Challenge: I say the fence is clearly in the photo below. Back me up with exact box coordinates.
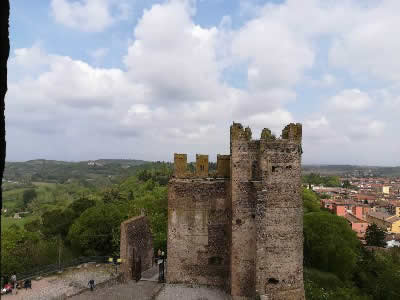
[9,256,110,282]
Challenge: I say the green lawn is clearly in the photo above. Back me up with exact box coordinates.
[32,182,57,188]
[2,187,27,198]
[1,215,38,230]
[2,188,27,209]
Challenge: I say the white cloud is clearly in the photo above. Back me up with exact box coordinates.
[7,0,400,165]
[303,73,337,88]
[305,116,328,129]
[90,48,109,61]
[11,44,48,69]
[246,109,293,137]
[329,89,372,112]
[123,0,222,103]
[328,1,400,82]
[232,13,314,90]
[50,0,131,32]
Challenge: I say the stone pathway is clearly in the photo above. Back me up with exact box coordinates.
[70,280,163,300]
[141,265,159,282]
[155,284,232,300]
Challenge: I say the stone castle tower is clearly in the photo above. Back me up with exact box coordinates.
[167,123,304,300]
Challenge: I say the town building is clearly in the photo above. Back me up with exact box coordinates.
[344,214,369,238]
[367,211,400,233]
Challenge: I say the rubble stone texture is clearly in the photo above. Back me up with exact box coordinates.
[167,123,305,300]
[120,216,154,282]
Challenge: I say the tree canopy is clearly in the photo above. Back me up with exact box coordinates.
[365,223,387,247]
[23,188,37,207]
[304,212,361,280]
[303,188,321,213]
[303,173,341,187]
[67,203,125,255]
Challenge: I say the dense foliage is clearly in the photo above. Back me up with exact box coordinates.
[365,224,387,247]
[303,173,341,187]
[304,212,360,280]
[303,188,400,300]
[302,188,321,213]
[1,163,170,278]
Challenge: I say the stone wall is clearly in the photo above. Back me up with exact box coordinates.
[174,153,187,178]
[216,155,230,178]
[257,138,304,300]
[196,154,209,178]
[120,216,154,281]
[167,178,231,288]
[230,123,256,299]
[167,122,304,300]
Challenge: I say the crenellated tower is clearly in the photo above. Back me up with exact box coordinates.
[167,123,304,300]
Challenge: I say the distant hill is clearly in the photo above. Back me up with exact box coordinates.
[3,159,149,183]
[302,164,400,177]
[4,160,400,183]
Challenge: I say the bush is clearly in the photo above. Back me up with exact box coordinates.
[304,212,360,280]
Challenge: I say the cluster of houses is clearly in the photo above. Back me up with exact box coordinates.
[315,177,400,242]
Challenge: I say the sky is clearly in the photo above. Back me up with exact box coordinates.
[6,0,400,165]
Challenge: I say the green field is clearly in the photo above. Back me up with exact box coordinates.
[1,215,38,230]
[32,181,57,187]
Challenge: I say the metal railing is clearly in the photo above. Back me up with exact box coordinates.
[12,256,109,281]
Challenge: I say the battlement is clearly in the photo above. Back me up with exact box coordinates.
[196,154,209,178]
[231,122,302,143]
[173,153,231,178]
[281,123,302,142]
[230,122,252,141]
[217,155,230,178]
[174,153,188,178]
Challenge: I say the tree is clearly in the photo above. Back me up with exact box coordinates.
[365,223,387,247]
[303,188,320,213]
[304,212,361,280]
[342,180,352,189]
[67,203,124,255]
[102,188,124,204]
[1,227,41,275]
[325,176,341,187]
[41,208,74,239]
[24,219,42,232]
[23,188,37,207]
[137,170,152,182]
[354,247,400,299]
[68,196,96,219]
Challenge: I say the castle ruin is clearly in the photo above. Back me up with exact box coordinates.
[167,122,305,300]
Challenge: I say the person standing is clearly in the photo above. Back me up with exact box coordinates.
[10,274,17,294]
[88,279,95,292]
[159,251,165,282]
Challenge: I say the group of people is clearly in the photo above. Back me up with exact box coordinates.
[1,274,32,295]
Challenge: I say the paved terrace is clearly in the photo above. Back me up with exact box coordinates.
[4,264,232,300]
[3,263,119,300]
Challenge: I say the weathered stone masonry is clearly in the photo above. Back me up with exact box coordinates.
[120,216,154,282]
[167,123,305,300]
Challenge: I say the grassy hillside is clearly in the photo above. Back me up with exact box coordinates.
[3,159,149,183]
